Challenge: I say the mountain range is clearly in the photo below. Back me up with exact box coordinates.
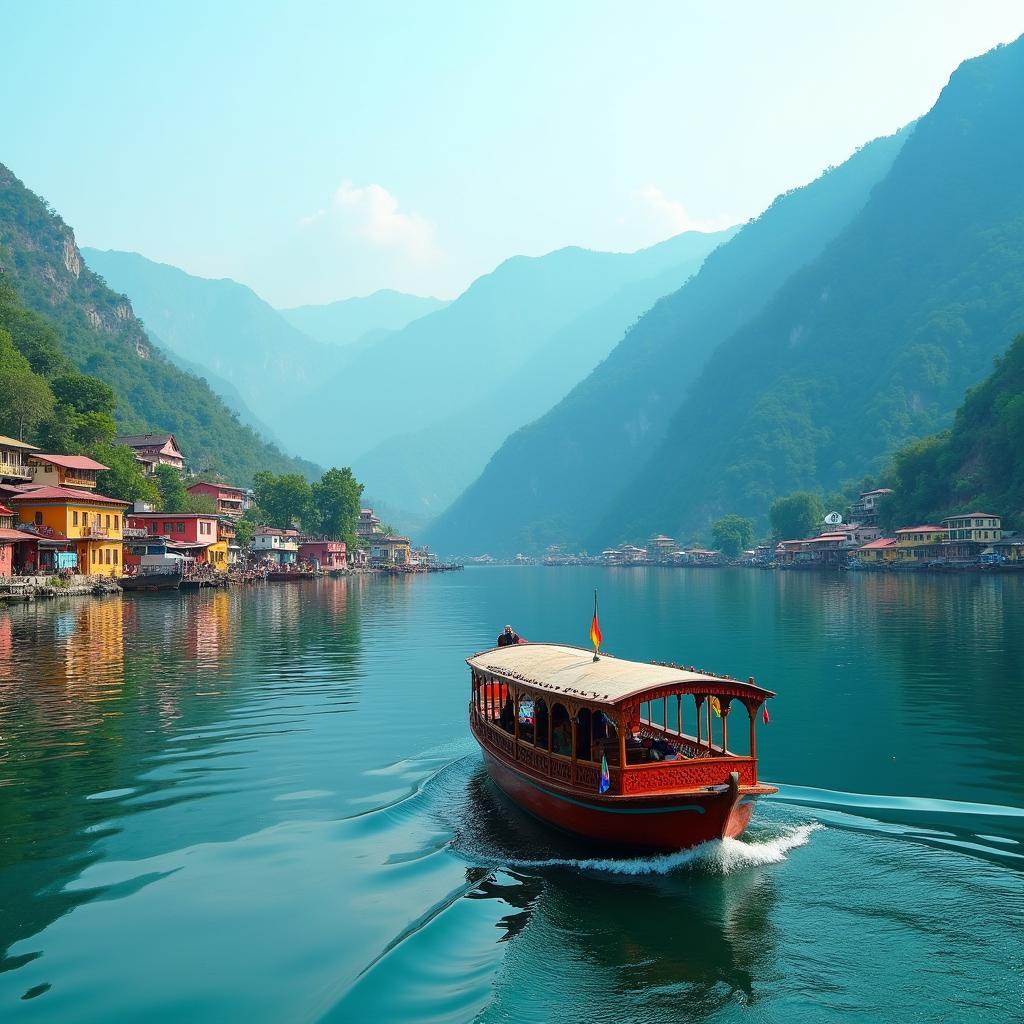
[0,165,318,484]
[429,35,1024,555]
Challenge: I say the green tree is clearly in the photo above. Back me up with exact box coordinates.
[50,373,117,416]
[711,514,756,558]
[253,470,314,529]
[155,463,189,512]
[312,467,364,545]
[0,330,56,439]
[185,493,218,515]
[769,491,824,540]
[92,443,159,504]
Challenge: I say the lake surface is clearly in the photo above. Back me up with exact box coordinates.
[1,567,1022,1022]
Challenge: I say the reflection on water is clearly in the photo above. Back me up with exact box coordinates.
[0,569,1022,1022]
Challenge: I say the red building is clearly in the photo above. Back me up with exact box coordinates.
[126,511,227,571]
[298,539,347,570]
[186,481,247,518]
[0,503,27,576]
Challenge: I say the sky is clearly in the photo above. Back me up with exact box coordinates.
[4,2,1024,307]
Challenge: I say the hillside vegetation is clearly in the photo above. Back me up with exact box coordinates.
[426,129,907,555]
[883,334,1024,528]
[599,37,1024,546]
[0,164,318,484]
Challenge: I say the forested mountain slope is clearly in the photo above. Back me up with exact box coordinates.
[82,248,342,429]
[426,129,907,555]
[0,164,318,483]
[282,230,731,470]
[351,235,736,517]
[883,333,1024,529]
[600,36,1024,545]
[280,289,447,348]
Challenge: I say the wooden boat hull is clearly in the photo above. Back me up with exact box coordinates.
[120,573,181,591]
[481,747,766,852]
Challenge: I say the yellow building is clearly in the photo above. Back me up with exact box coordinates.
[857,538,898,563]
[894,525,948,563]
[9,486,128,577]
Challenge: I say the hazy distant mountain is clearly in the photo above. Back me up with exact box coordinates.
[285,230,733,510]
[597,34,1024,545]
[0,166,319,484]
[426,129,908,556]
[82,248,343,422]
[280,290,448,348]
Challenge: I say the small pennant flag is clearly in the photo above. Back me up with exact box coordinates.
[710,696,722,718]
[599,753,610,794]
[589,590,603,654]
[762,703,770,725]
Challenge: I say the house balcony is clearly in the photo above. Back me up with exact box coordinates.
[82,526,112,539]
[123,527,149,539]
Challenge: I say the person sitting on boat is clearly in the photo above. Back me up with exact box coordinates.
[552,721,572,755]
[497,625,521,647]
[499,697,515,733]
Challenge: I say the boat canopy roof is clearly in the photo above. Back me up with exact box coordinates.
[467,643,775,707]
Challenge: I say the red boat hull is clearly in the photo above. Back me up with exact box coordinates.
[481,748,759,852]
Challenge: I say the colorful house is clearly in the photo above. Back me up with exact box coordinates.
[187,481,247,518]
[126,512,228,571]
[0,435,39,484]
[0,503,33,576]
[252,527,300,565]
[298,538,347,570]
[114,433,186,476]
[8,486,128,576]
[370,534,411,566]
[894,525,948,564]
[857,537,898,564]
[28,453,109,490]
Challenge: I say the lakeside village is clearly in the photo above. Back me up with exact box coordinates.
[510,488,1024,572]
[0,432,455,601]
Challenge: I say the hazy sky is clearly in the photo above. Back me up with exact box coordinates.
[5,2,1024,306]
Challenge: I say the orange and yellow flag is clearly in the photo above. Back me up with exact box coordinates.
[590,591,603,652]
[710,696,722,717]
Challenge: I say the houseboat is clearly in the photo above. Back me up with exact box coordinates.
[120,542,185,591]
[467,643,776,851]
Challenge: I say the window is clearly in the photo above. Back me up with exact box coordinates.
[113,548,119,564]
[35,512,42,525]
[105,548,111,565]
[73,510,79,526]
[164,522,174,534]
[105,514,111,528]
[114,515,119,530]
[177,523,185,533]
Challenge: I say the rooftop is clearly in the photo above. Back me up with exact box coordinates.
[30,453,109,471]
[859,538,898,549]
[115,433,177,448]
[896,525,947,534]
[944,512,1000,520]
[467,643,774,707]
[0,435,40,452]
[129,511,217,520]
[7,486,130,507]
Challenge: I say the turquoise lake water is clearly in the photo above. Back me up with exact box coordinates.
[1,567,1022,1021]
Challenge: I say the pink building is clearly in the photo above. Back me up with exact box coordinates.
[298,539,347,570]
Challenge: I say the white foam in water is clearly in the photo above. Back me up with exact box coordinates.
[502,823,823,876]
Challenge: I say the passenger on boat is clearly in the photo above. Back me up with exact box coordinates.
[497,625,521,647]
[552,721,572,755]
[499,697,515,733]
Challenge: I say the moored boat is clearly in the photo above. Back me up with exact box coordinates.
[467,643,777,851]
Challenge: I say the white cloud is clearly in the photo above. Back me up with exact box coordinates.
[303,180,439,264]
[635,184,737,236]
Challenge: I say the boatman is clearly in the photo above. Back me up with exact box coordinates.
[497,624,521,647]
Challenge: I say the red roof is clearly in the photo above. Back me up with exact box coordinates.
[129,512,217,520]
[0,528,33,543]
[0,503,13,516]
[31,453,109,471]
[896,525,946,534]
[7,486,130,506]
[859,538,897,550]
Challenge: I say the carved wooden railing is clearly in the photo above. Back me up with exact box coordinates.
[620,758,756,794]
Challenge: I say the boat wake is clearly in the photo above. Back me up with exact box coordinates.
[496,822,823,877]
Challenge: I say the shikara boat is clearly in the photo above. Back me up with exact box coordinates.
[467,643,777,851]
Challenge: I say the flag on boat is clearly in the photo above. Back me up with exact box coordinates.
[710,696,722,717]
[762,703,770,725]
[589,590,603,653]
[599,753,610,794]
